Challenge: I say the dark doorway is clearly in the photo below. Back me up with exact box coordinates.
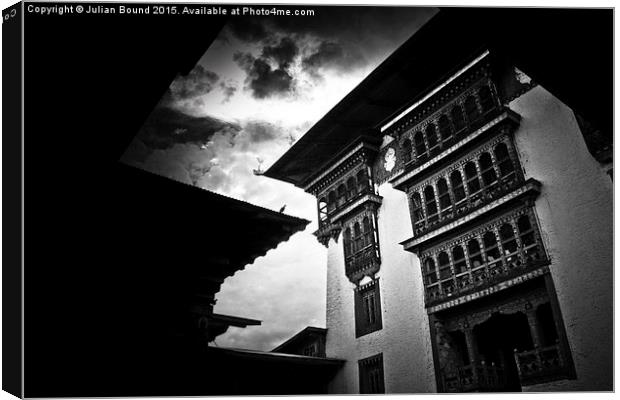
[474,312,533,392]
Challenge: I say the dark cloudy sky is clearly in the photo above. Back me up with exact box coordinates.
[121,6,437,351]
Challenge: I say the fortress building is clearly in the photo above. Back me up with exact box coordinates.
[265,8,612,393]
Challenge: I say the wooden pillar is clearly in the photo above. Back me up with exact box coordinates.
[464,327,479,383]
[525,309,543,348]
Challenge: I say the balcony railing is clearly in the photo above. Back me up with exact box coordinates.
[424,244,548,307]
[443,362,506,392]
[514,343,568,386]
[345,245,380,280]
[413,174,522,238]
[320,186,373,228]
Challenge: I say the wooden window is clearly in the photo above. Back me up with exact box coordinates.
[494,142,515,178]
[499,223,518,256]
[438,251,451,280]
[411,192,425,229]
[344,228,353,258]
[464,95,480,123]
[479,152,497,186]
[451,104,466,132]
[452,245,467,274]
[358,354,385,394]
[479,85,494,113]
[362,216,372,249]
[337,184,347,207]
[450,170,466,203]
[424,258,438,284]
[357,169,369,193]
[464,162,481,195]
[437,178,452,211]
[438,114,452,141]
[353,222,362,253]
[426,123,440,153]
[402,139,412,164]
[347,176,357,200]
[414,131,427,158]
[517,214,540,260]
[468,239,483,268]
[424,185,438,223]
[318,197,327,223]
[355,281,382,338]
[327,191,337,212]
[483,231,501,266]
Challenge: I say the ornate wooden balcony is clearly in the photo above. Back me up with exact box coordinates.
[443,362,506,392]
[514,343,569,386]
[424,244,549,310]
[345,245,380,282]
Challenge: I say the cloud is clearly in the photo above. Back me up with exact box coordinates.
[262,37,299,69]
[233,52,295,99]
[225,17,271,43]
[302,40,366,77]
[219,80,238,103]
[168,65,220,102]
[130,106,241,151]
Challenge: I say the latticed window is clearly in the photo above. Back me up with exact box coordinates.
[402,139,412,164]
[438,114,452,141]
[438,251,451,280]
[451,104,466,132]
[355,281,382,338]
[468,239,483,268]
[411,192,425,228]
[358,354,385,394]
[517,214,540,260]
[414,131,427,158]
[479,152,498,186]
[464,95,480,123]
[465,162,481,195]
[357,169,369,193]
[362,216,372,249]
[327,191,337,212]
[337,184,347,206]
[425,258,438,284]
[347,176,357,199]
[344,228,353,258]
[450,170,466,203]
[483,231,501,265]
[478,85,494,113]
[318,197,328,223]
[437,178,452,211]
[353,222,362,253]
[499,223,518,256]
[452,245,467,274]
[426,123,439,153]
[494,142,515,178]
[424,185,438,223]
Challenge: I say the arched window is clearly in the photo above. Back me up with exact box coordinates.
[357,169,369,193]
[437,178,452,211]
[362,216,372,249]
[318,197,328,223]
[353,222,362,253]
[465,162,481,195]
[411,192,425,228]
[450,170,466,203]
[344,228,352,257]
[414,131,427,158]
[337,184,347,206]
[478,85,494,113]
[438,251,451,280]
[424,185,438,223]
[494,143,515,178]
[452,245,467,274]
[327,191,337,212]
[424,258,437,284]
[426,123,439,153]
[479,152,497,186]
[468,239,483,268]
[517,215,540,260]
[464,95,480,123]
[438,115,452,141]
[483,231,501,264]
[347,176,357,199]
[402,139,412,164]
[499,223,518,256]
[451,104,466,132]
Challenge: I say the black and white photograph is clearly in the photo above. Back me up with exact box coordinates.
[2,1,615,398]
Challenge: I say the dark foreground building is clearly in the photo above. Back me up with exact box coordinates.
[266,7,612,393]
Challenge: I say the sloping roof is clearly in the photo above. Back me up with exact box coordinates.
[272,326,327,353]
[264,7,612,187]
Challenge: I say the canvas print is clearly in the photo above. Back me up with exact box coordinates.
[5,3,613,397]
